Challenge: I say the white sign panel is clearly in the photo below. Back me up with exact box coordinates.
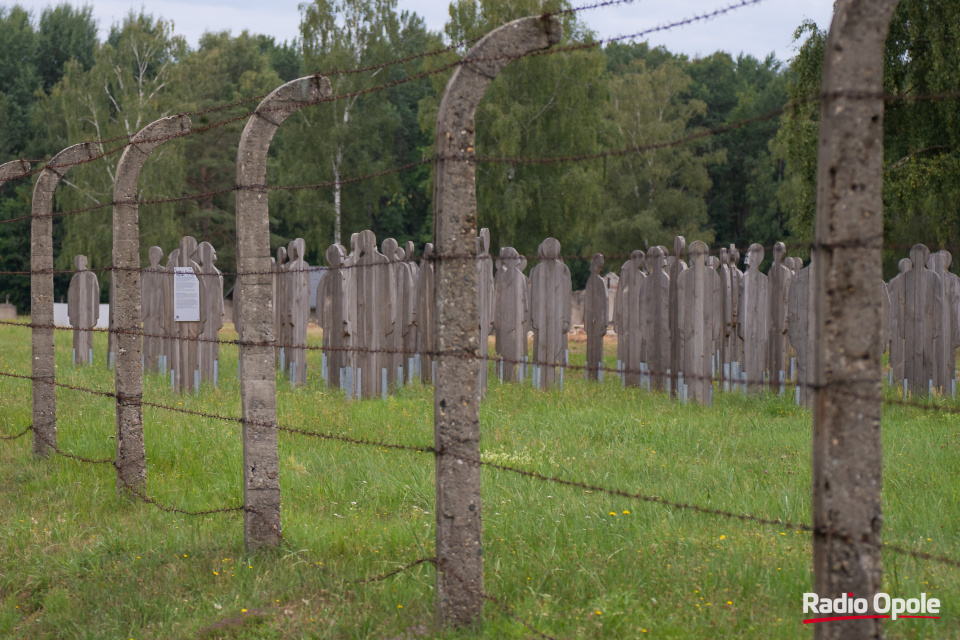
[174,267,201,322]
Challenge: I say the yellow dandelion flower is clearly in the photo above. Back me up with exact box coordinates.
[719,535,726,540]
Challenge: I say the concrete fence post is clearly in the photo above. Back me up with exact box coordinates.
[812,1,898,639]
[235,75,332,550]
[31,143,99,458]
[113,115,192,494]
[432,15,560,628]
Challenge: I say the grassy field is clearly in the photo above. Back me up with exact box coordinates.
[0,321,957,639]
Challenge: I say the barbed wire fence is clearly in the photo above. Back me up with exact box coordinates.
[0,0,957,635]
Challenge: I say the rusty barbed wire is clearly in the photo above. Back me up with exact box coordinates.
[343,556,437,585]
[1,373,958,570]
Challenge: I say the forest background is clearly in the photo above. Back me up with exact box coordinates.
[0,0,956,307]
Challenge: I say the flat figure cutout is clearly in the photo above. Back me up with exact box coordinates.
[380,238,400,392]
[416,242,437,384]
[175,236,202,392]
[767,242,793,393]
[584,253,609,381]
[162,249,180,378]
[726,245,743,368]
[477,229,495,394]
[677,241,721,403]
[318,244,349,388]
[401,241,419,378]
[738,243,769,394]
[530,238,571,390]
[274,246,288,369]
[494,247,528,382]
[142,246,166,372]
[926,250,960,393]
[901,244,942,397]
[614,251,645,386]
[67,255,99,366]
[193,241,224,385]
[668,236,687,396]
[787,258,815,405]
[639,247,670,391]
[887,258,911,385]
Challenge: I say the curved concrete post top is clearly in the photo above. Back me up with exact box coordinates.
[114,115,192,203]
[112,114,192,496]
[235,74,332,552]
[237,75,333,192]
[431,15,560,630]
[0,160,30,184]
[31,142,99,459]
[35,143,99,197]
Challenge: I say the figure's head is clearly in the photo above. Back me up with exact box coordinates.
[899,258,912,273]
[629,249,644,272]
[647,246,664,271]
[358,229,377,256]
[326,244,345,269]
[729,244,740,267]
[276,246,287,265]
[688,240,708,266]
[500,246,520,271]
[940,250,953,269]
[591,253,605,274]
[350,232,359,253]
[746,243,764,269]
[909,244,930,270]
[180,236,198,259]
[708,256,719,271]
[194,241,216,267]
[673,235,686,258]
[405,241,415,262]
[720,247,728,265]
[423,242,435,259]
[538,238,561,261]
[396,246,405,261]
[166,249,180,268]
[773,242,786,264]
[74,255,87,270]
[382,237,398,261]
[479,228,490,256]
[148,246,163,267]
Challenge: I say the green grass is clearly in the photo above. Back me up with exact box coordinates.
[0,322,957,639]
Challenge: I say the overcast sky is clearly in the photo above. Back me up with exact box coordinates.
[10,0,835,63]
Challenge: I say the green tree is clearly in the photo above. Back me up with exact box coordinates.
[595,54,720,253]
[36,3,97,91]
[34,11,188,272]
[686,52,787,249]
[0,6,40,157]
[776,2,960,275]
[435,0,607,264]
[175,30,284,279]
[275,0,441,262]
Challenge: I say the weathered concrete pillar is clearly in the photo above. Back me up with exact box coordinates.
[432,16,560,628]
[113,115,192,494]
[235,75,331,550]
[31,143,99,457]
[812,1,898,639]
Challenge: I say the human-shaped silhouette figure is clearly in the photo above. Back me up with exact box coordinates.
[67,255,99,366]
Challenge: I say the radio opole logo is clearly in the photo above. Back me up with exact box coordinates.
[802,592,941,625]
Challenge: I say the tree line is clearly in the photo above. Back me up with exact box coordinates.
[0,0,952,308]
